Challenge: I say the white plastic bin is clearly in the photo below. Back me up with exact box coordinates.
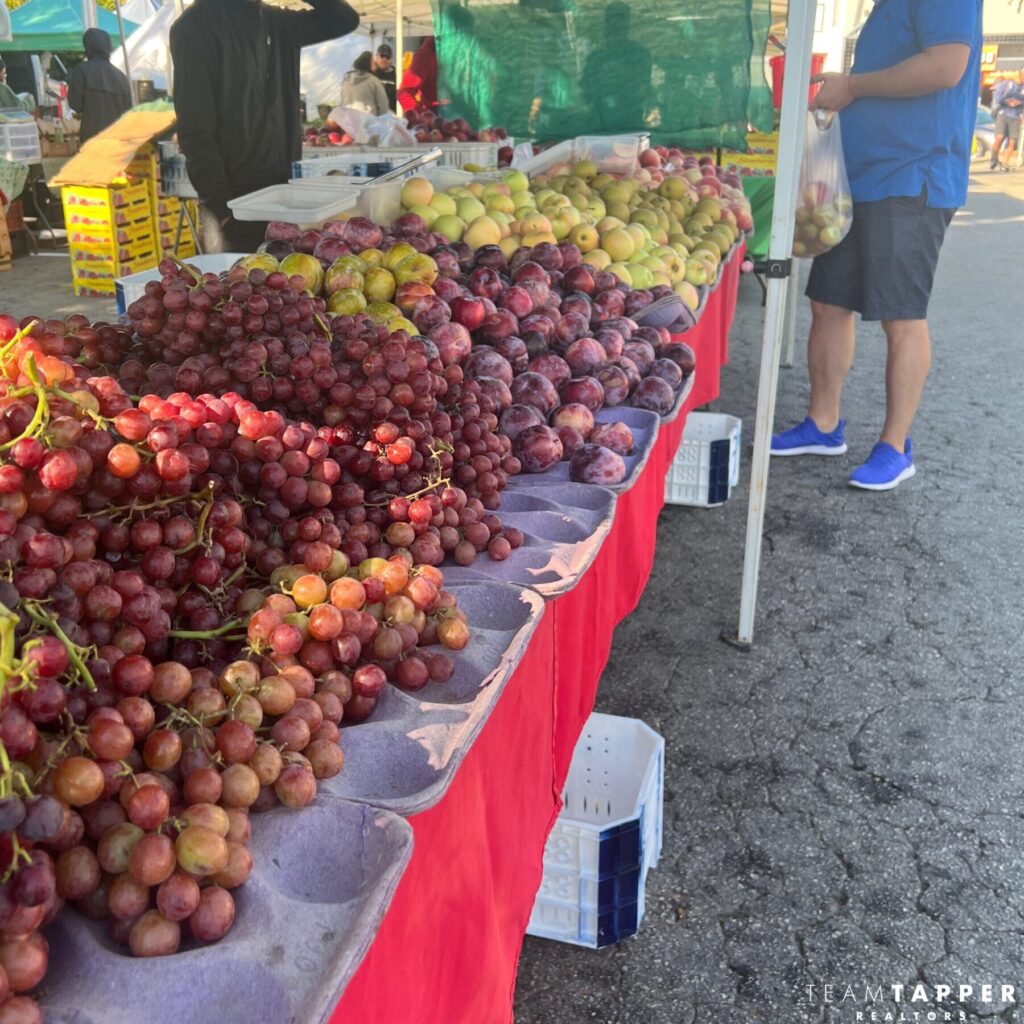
[228,183,359,226]
[528,713,664,948]
[664,412,742,508]
[0,119,42,163]
[354,167,474,226]
[116,253,246,316]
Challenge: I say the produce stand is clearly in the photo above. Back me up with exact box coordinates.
[332,247,743,1024]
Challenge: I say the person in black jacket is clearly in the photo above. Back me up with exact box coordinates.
[67,29,133,144]
[170,0,359,253]
[373,44,397,111]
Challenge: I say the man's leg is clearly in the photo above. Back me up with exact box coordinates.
[879,319,931,451]
[991,132,1005,168]
[806,300,856,433]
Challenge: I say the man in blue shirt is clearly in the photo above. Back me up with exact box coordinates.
[990,68,1024,172]
[771,0,982,491]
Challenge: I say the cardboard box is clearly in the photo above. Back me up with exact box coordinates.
[48,110,177,189]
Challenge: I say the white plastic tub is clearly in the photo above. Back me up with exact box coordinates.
[227,183,359,226]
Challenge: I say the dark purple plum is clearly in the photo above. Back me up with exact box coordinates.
[558,376,604,412]
[509,372,559,416]
[563,337,607,377]
[623,341,656,375]
[555,426,585,459]
[513,424,563,473]
[527,353,571,389]
[475,376,513,412]
[594,328,625,359]
[647,358,683,389]
[631,376,675,415]
[499,404,545,440]
[623,290,654,317]
[478,310,519,344]
[569,444,627,486]
[464,347,514,385]
[590,421,634,456]
[661,343,696,378]
[632,326,664,352]
[412,296,452,333]
[609,356,641,391]
[429,322,472,366]
[550,403,595,439]
[473,245,508,273]
[493,335,529,374]
[529,242,563,271]
[596,365,632,407]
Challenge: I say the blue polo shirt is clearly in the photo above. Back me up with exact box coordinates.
[839,0,982,209]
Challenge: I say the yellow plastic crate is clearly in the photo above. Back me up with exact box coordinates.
[62,181,150,213]
[156,232,197,258]
[71,238,156,272]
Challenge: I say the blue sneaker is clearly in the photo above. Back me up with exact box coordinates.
[848,440,915,491]
[771,417,847,456]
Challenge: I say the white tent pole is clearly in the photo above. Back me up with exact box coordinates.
[395,0,404,115]
[82,0,98,30]
[113,1,137,104]
[730,0,817,648]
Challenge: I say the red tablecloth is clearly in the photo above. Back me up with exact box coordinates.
[333,247,743,1024]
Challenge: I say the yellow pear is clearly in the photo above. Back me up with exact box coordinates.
[582,248,612,269]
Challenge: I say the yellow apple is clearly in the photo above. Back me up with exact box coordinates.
[429,193,458,217]
[569,223,599,253]
[410,203,439,228]
[503,169,529,193]
[363,266,396,302]
[498,234,522,259]
[607,262,633,286]
[582,248,612,270]
[464,215,503,249]
[401,177,434,208]
[433,215,466,242]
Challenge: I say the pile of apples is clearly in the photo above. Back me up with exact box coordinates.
[792,181,852,259]
[393,159,752,311]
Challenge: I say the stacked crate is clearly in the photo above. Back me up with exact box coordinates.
[62,180,157,297]
[138,143,200,259]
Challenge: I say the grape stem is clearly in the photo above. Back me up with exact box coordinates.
[167,620,243,639]
[0,319,39,367]
[21,601,97,691]
[169,254,202,284]
[0,356,47,453]
[88,480,215,521]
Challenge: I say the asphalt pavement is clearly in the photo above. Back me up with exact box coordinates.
[514,169,1024,1024]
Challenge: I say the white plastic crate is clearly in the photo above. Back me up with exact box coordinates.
[432,141,500,169]
[115,253,246,315]
[528,713,664,948]
[291,151,416,180]
[664,412,742,508]
[0,119,42,164]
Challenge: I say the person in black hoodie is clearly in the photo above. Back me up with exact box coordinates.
[67,29,133,144]
[170,0,359,253]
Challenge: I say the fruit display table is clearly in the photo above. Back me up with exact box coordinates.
[332,247,743,1024]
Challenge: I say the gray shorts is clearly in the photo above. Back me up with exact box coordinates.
[994,112,1021,143]
[805,189,955,322]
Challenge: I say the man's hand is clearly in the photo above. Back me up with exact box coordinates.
[811,73,855,112]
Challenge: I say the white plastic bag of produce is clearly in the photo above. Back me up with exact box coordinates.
[792,110,853,259]
[326,107,417,147]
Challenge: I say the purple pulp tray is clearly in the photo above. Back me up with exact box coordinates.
[42,800,413,1024]
[506,406,660,496]
[442,481,616,598]
[321,581,544,814]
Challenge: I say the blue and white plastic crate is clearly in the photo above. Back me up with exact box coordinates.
[664,412,743,508]
[528,713,664,948]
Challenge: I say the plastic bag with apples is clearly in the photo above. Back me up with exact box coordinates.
[792,110,853,259]
[326,108,417,147]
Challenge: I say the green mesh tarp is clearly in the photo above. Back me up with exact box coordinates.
[432,0,773,150]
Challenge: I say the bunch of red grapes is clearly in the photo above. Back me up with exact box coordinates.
[0,307,480,1019]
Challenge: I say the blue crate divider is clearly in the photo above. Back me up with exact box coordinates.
[528,713,664,948]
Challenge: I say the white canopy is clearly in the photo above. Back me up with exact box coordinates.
[0,1,12,43]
